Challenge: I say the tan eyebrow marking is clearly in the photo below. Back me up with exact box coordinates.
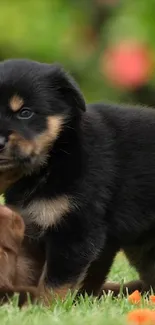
[9,95,24,112]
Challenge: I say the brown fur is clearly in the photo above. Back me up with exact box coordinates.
[0,205,41,306]
[0,205,24,287]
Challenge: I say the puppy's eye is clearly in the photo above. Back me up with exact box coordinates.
[17,108,34,120]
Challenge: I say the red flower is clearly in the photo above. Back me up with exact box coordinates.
[101,40,153,89]
[150,295,155,304]
[128,290,141,304]
[127,309,155,324]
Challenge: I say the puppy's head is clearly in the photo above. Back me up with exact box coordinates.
[0,59,85,174]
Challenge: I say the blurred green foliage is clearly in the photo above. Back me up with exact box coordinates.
[0,0,155,104]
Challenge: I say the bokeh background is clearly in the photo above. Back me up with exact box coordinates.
[0,0,155,106]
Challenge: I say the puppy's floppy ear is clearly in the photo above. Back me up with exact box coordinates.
[46,64,86,113]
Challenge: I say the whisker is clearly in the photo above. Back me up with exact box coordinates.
[60,149,70,155]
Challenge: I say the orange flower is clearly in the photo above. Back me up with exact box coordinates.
[128,290,141,304]
[150,295,155,304]
[127,309,155,324]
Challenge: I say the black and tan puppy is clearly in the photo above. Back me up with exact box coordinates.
[0,58,154,304]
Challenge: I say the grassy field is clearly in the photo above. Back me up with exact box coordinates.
[0,253,153,325]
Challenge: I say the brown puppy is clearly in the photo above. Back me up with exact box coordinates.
[0,203,144,306]
[0,204,39,306]
[0,208,145,306]
[0,204,24,287]
[0,172,146,306]
[0,169,145,304]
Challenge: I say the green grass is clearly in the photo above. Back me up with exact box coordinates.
[0,196,4,205]
[0,253,153,325]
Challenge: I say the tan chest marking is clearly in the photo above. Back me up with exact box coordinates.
[20,195,71,229]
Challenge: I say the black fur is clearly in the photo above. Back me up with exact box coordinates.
[0,58,155,295]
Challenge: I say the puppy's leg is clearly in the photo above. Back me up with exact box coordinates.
[33,233,119,306]
[78,242,142,298]
[15,235,45,287]
[77,240,119,297]
[124,245,155,295]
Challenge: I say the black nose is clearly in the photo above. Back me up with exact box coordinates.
[0,136,6,152]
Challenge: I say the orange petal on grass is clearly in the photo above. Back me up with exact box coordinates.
[150,295,155,303]
[127,309,155,324]
[128,290,141,304]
